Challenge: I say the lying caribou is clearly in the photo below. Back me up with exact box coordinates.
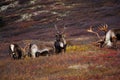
[9,44,22,59]
[87,24,120,48]
[28,44,50,58]
[54,25,67,54]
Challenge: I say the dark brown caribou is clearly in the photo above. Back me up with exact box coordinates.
[54,25,67,54]
[9,44,22,59]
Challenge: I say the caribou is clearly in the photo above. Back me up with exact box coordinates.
[54,25,67,54]
[9,44,23,60]
[87,24,120,48]
[28,44,50,58]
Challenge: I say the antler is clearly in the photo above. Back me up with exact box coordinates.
[61,25,66,34]
[98,24,108,32]
[55,24,60,34]
[55,24,66,34]
[87,26,101,40]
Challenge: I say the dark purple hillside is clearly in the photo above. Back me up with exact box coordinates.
[0,0,120,42]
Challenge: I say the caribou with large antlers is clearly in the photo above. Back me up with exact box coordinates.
[87,24,120,48]
[54,25,67,54]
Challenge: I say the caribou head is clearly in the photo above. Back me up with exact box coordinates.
[87,24,120,48]
[54,25,67,54]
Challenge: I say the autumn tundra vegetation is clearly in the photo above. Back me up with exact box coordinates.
[0,0,120,80]
[4,24,120,80]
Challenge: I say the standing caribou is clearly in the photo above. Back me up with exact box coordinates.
[87,24,120,48]
[9,44,23,60]
[54,25,67,54]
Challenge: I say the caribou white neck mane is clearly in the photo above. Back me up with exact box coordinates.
[60,42,64,48]
[105,30,115,47]
[10,44,14,52]
[31,44,38,58]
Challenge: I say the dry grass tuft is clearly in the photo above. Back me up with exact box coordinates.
[66,45,90,52]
